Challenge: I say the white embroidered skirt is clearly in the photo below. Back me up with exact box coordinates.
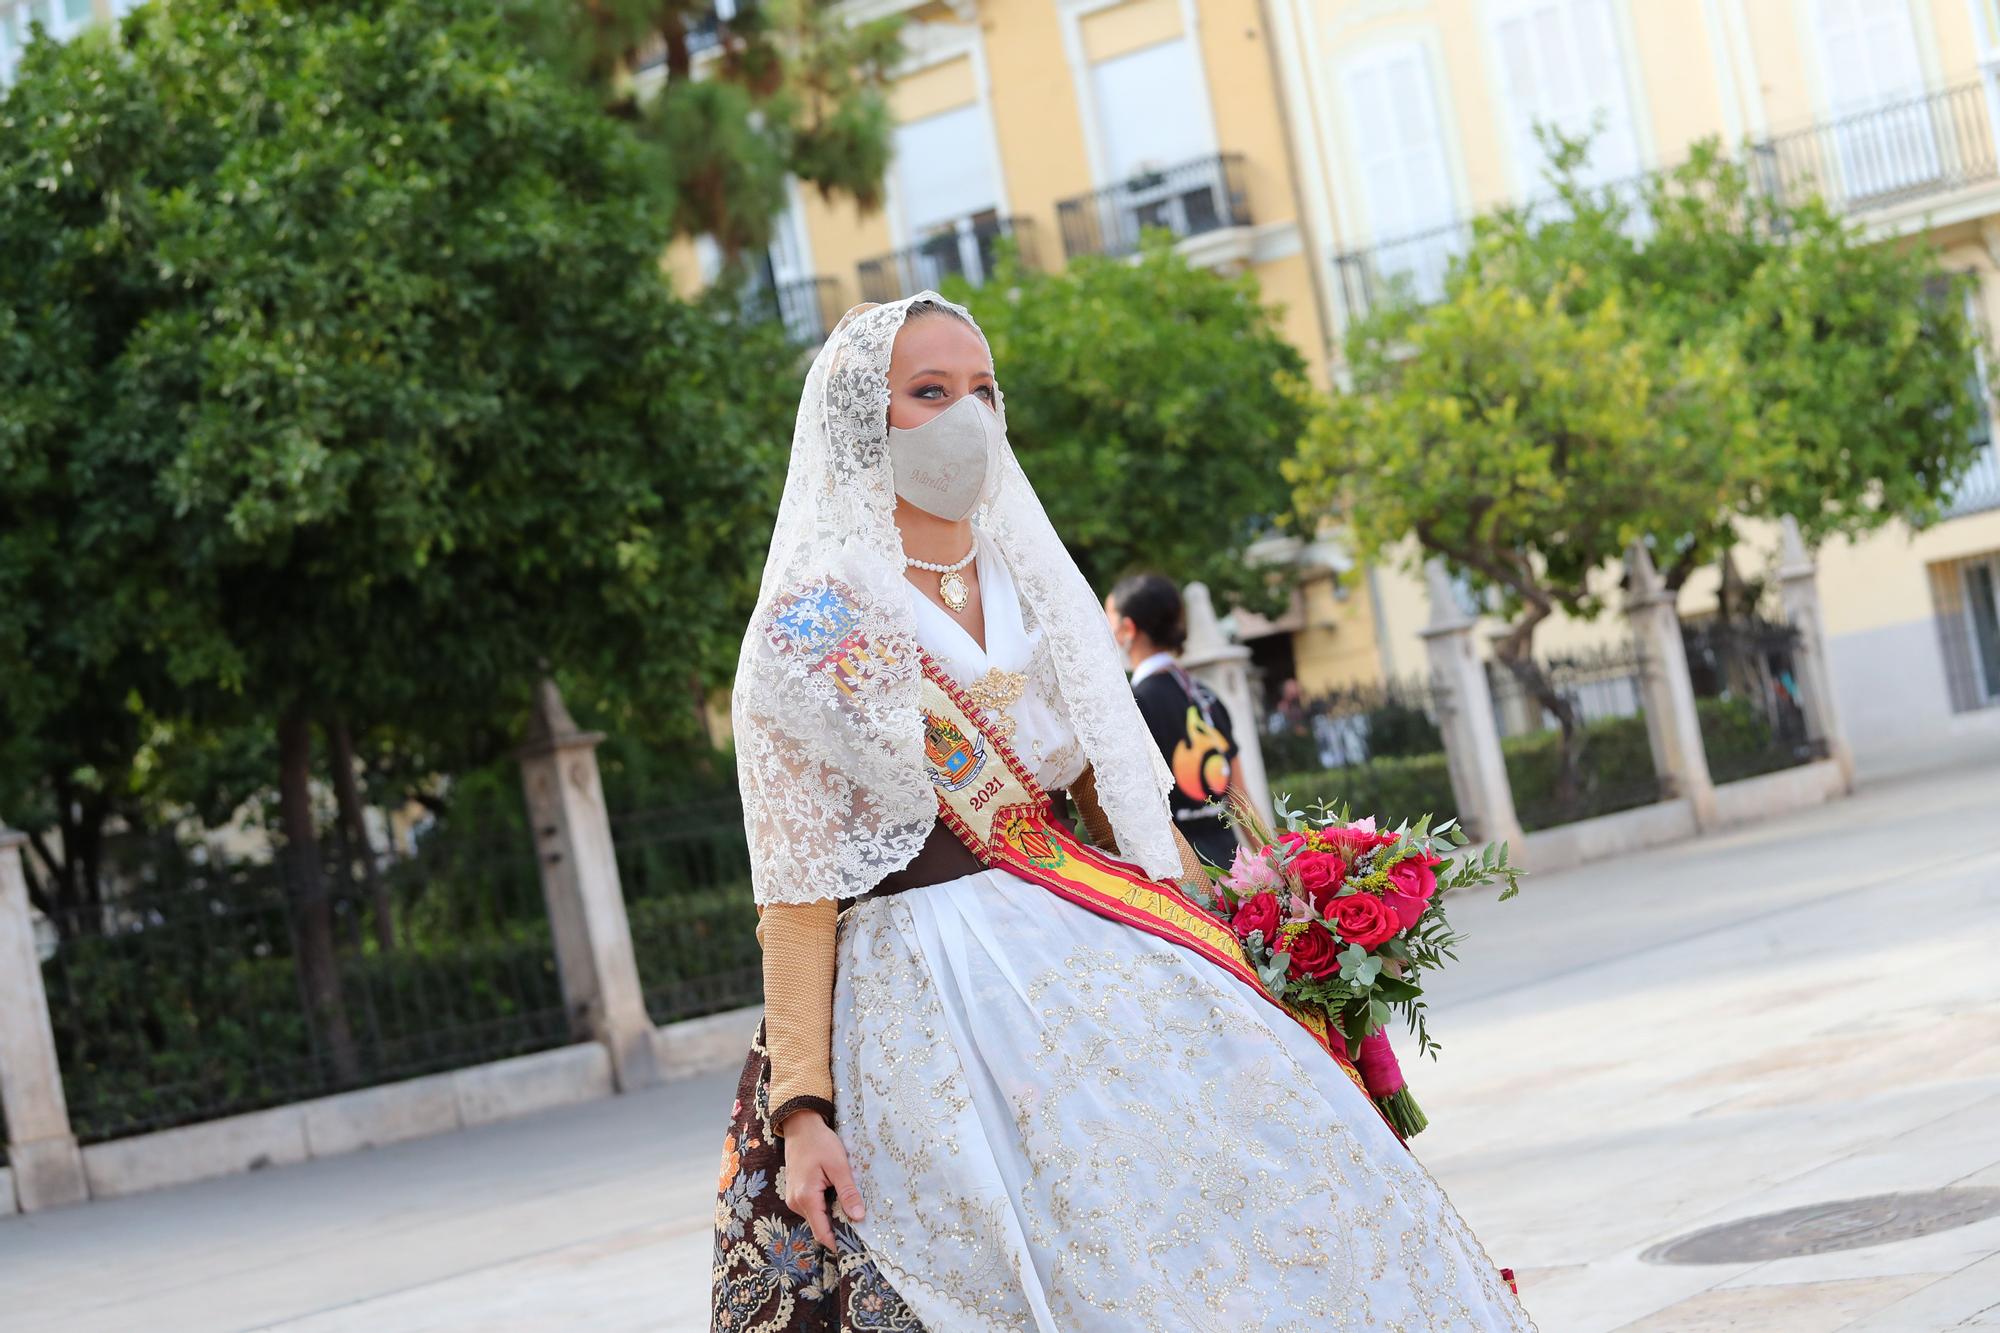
[832,869,1535,1332]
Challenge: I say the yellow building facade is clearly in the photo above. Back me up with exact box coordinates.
[688,0,2000,765]
[1268,0,2000,765]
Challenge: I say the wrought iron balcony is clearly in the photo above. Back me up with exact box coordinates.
[739,274,839,346]
[1944,440,2000,520]
[856,213,1037,306]
[1754,82,1997,217]
[1331,82,2000,325]
[1056,152,1252,261]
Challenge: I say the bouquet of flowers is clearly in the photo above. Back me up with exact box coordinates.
[1199,794,1522,1139]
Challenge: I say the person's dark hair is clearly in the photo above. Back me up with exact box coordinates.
[1109,573,1186,652]
[902,297,972,328]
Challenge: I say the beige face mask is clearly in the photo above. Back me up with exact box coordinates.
[886,394,1004,521]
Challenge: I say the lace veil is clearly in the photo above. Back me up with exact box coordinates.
[733,291,1179,906]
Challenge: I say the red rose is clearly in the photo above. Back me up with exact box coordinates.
[1276,831,1308,856]
[1293,852,1349,911]
[1383,853,1442,930]
[1286,922,1341,978]
[1231,891,1281,943]
[1331,893,1400,950]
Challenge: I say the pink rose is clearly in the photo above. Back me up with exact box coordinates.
[1231,891,1280,944]
[1382,853,1442,930]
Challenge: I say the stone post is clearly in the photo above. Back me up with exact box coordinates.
[517,681,661,1092]
[1418,561,1526,849]
[0,829,88,1211]
[1180,582,1274,827]
[1624,543,1719,828]
[1777,516,1855,790]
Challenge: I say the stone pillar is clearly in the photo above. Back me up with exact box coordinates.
[0,829,88,1211]
[1418,561,1526,849]
[1777,516,1855,790]
[1624,543,1719,827]
[1180,582,1274,827]
[517,681,661,1092]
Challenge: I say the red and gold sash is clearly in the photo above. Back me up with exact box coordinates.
[917,652,1379,1112]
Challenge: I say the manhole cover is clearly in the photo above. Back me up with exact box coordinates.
[1643,1189,2000,1264]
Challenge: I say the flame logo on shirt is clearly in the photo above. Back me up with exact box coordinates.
[1171,704,1232,804]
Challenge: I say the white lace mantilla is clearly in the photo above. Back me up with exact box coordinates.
[732,293,1179,906]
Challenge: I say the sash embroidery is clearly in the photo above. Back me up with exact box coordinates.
[916,652,1379,1113]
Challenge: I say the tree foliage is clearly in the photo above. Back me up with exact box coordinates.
[0,0,799,972]
[955,238,1314,610]
[507,0,903,260]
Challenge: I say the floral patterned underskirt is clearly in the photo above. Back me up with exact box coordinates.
[711,1021,925,1333]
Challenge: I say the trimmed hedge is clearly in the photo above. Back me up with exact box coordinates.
[1275,697,1795,834]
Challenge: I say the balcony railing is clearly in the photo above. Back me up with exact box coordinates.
[1332,82,2000,324]
[1945,440,2000,520]
[1056,152,1252,261]
[856,213,1037,305]
[1756,82,1997,216]
[739,274,838,346]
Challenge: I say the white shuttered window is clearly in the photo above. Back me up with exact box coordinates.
[1489,0,1644,193]
[1340,42,1462,302]
[1812,0,1939,198]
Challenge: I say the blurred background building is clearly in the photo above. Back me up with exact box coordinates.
[6,0,1996,757]
[653,0,2000,767]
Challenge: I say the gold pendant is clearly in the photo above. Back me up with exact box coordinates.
[939,568,970,612]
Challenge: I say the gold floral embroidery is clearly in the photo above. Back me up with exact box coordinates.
[831,882,1534,1332]
[962,665,1027,740]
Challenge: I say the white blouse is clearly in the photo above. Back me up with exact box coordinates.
[905,530,1087,793]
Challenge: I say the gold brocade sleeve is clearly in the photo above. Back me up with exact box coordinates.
[756,898,839,1133]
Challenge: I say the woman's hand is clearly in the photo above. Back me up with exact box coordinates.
[781,1109,866,1250]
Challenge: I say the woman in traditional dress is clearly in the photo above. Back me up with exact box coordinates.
[712,292,1532,1332]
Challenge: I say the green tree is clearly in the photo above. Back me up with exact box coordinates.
[0,0,798,1074]
[955,238,1314,610]
[1462,137,1988,585]
[508,0,903,261]
[1289,270,1757,807]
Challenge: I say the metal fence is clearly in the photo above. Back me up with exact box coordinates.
[1056,151,1251,261]
[1682,619,1824,783]
[1262,675,1459,826]
[740,274,838,347]
[39,834,568,1145]
[610,798,760,1026]
[1756,82,1997,217]
[1487,644,1663,832]
[856,214,1038,305]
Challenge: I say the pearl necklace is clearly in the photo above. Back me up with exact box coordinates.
[907,538,977,613]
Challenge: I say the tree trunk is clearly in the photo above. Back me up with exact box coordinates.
[1491,610,1587,822]
[278,712,360,1085]
[327,719,394,952]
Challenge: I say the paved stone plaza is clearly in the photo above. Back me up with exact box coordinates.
[2,756,1996,1332]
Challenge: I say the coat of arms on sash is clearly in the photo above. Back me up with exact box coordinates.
[923,713,986,791]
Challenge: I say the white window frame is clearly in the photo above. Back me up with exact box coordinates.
[1478,0,1655,201]
[1959,554,2000,702]
[881,20,1010,254]
[1334,36,1467,304]
[1800,0,1946,202]
[1056,0,1223,193]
